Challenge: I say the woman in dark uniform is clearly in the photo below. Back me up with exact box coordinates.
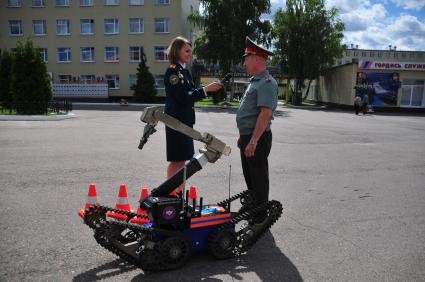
[164,36,222,195]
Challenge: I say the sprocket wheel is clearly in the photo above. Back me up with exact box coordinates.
[208,228,237,259]
[139,243,163,272]
[240,190,256,209]
[159,236,191,270]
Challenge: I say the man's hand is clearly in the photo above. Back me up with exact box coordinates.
[237,137,241,149]
[244,142,257,157]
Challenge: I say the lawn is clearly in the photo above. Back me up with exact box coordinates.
[0,108,65,115]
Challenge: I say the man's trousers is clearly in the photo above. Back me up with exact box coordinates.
[239,130,272,221]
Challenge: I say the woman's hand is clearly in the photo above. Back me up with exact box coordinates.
[204,82,223,93]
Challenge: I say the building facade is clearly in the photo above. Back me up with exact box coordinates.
[309,48,425,109]
[0,0,199,99]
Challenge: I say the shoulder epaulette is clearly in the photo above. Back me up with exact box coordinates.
[264,75,270,81]
[170,64,176,69]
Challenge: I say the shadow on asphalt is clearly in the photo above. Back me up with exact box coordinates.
[73,232,302,281]
[73,258,137,281]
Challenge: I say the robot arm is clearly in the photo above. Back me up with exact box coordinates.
[138,106,231,198]
[138,106,231,163]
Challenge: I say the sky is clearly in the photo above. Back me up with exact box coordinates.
[268,0,425,51]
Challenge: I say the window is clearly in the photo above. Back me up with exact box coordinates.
[377,52,382,58]
[56,0,70,6]
[80,19,94,34]
[361,52,367,57]
[129,46,143,62]
[401,53,407,59]
[155,0,170,4]
[393,52,399,58]
[80,75,95,83]
[32,0,46,7]
[57,48,71,62]
[345,50,351,57]
[129,74,137,89]
[155,75,165,89]
[80,0,93,5]
[369,52,375,58]
[154,46,168,62]
[154,18,169,33]
[9,20,23,36]
[39,48,48,62]
[33,20,47,35]
[104,18,119,34]
[105,0,119,5]
[8,0,21,7]
[58,74,72,83]
[129,18,144,33]
[353,51,358,57]
[104,47,119,62]
[129,0,143,5]
[105,75,120,89]
[56,19,70,35]
[80,47,95,62]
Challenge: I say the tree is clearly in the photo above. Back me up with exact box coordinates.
[132,54,157,102]
[189,0,273,73]
[0,49,14,109]
[11,39,52,114]
[273,0,345,104]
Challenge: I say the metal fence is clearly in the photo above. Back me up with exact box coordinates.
[2,100,72,115]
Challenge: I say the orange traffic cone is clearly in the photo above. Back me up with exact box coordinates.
[130,187,150,224]
[115,183,131,211]
[85,183,99,209]
[106,183,130,221]
[189,185,197,199]
[78,183,99,218]
[134,187,149,215]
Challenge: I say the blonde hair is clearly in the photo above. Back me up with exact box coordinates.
[167,36,192,64]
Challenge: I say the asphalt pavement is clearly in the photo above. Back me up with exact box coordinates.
[0,107,424,281]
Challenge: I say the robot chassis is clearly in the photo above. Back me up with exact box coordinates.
[82,107,283,272]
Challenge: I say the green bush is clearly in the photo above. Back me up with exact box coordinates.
[10,39,52,114]
[132,55,157,102]
[0,50,14,108]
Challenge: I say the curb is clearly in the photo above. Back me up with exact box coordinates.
[72,102,239,111]
[0,112,76,121]
[279,103,327,110]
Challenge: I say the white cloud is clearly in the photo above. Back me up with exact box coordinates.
[270,0,425,50]
[391,0,425,11]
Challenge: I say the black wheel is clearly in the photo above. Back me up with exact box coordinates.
[240,191,255,209]
[159,236,191,270]
[139,246,163,272]
[94,229,110,245]
[209,228,237,259]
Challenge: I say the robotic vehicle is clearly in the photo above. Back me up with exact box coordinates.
[80,107,283,272]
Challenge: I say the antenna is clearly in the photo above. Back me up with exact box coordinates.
[182,166,187,210]
[228,164,231,211]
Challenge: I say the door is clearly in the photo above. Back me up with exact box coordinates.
[401,79,425,108]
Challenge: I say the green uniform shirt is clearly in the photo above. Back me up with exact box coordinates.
[236,70,278,135]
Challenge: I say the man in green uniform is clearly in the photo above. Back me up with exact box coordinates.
[236,37,278,223]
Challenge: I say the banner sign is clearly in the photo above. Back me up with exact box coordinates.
[359,61,425,71]
[355,72,400,106]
